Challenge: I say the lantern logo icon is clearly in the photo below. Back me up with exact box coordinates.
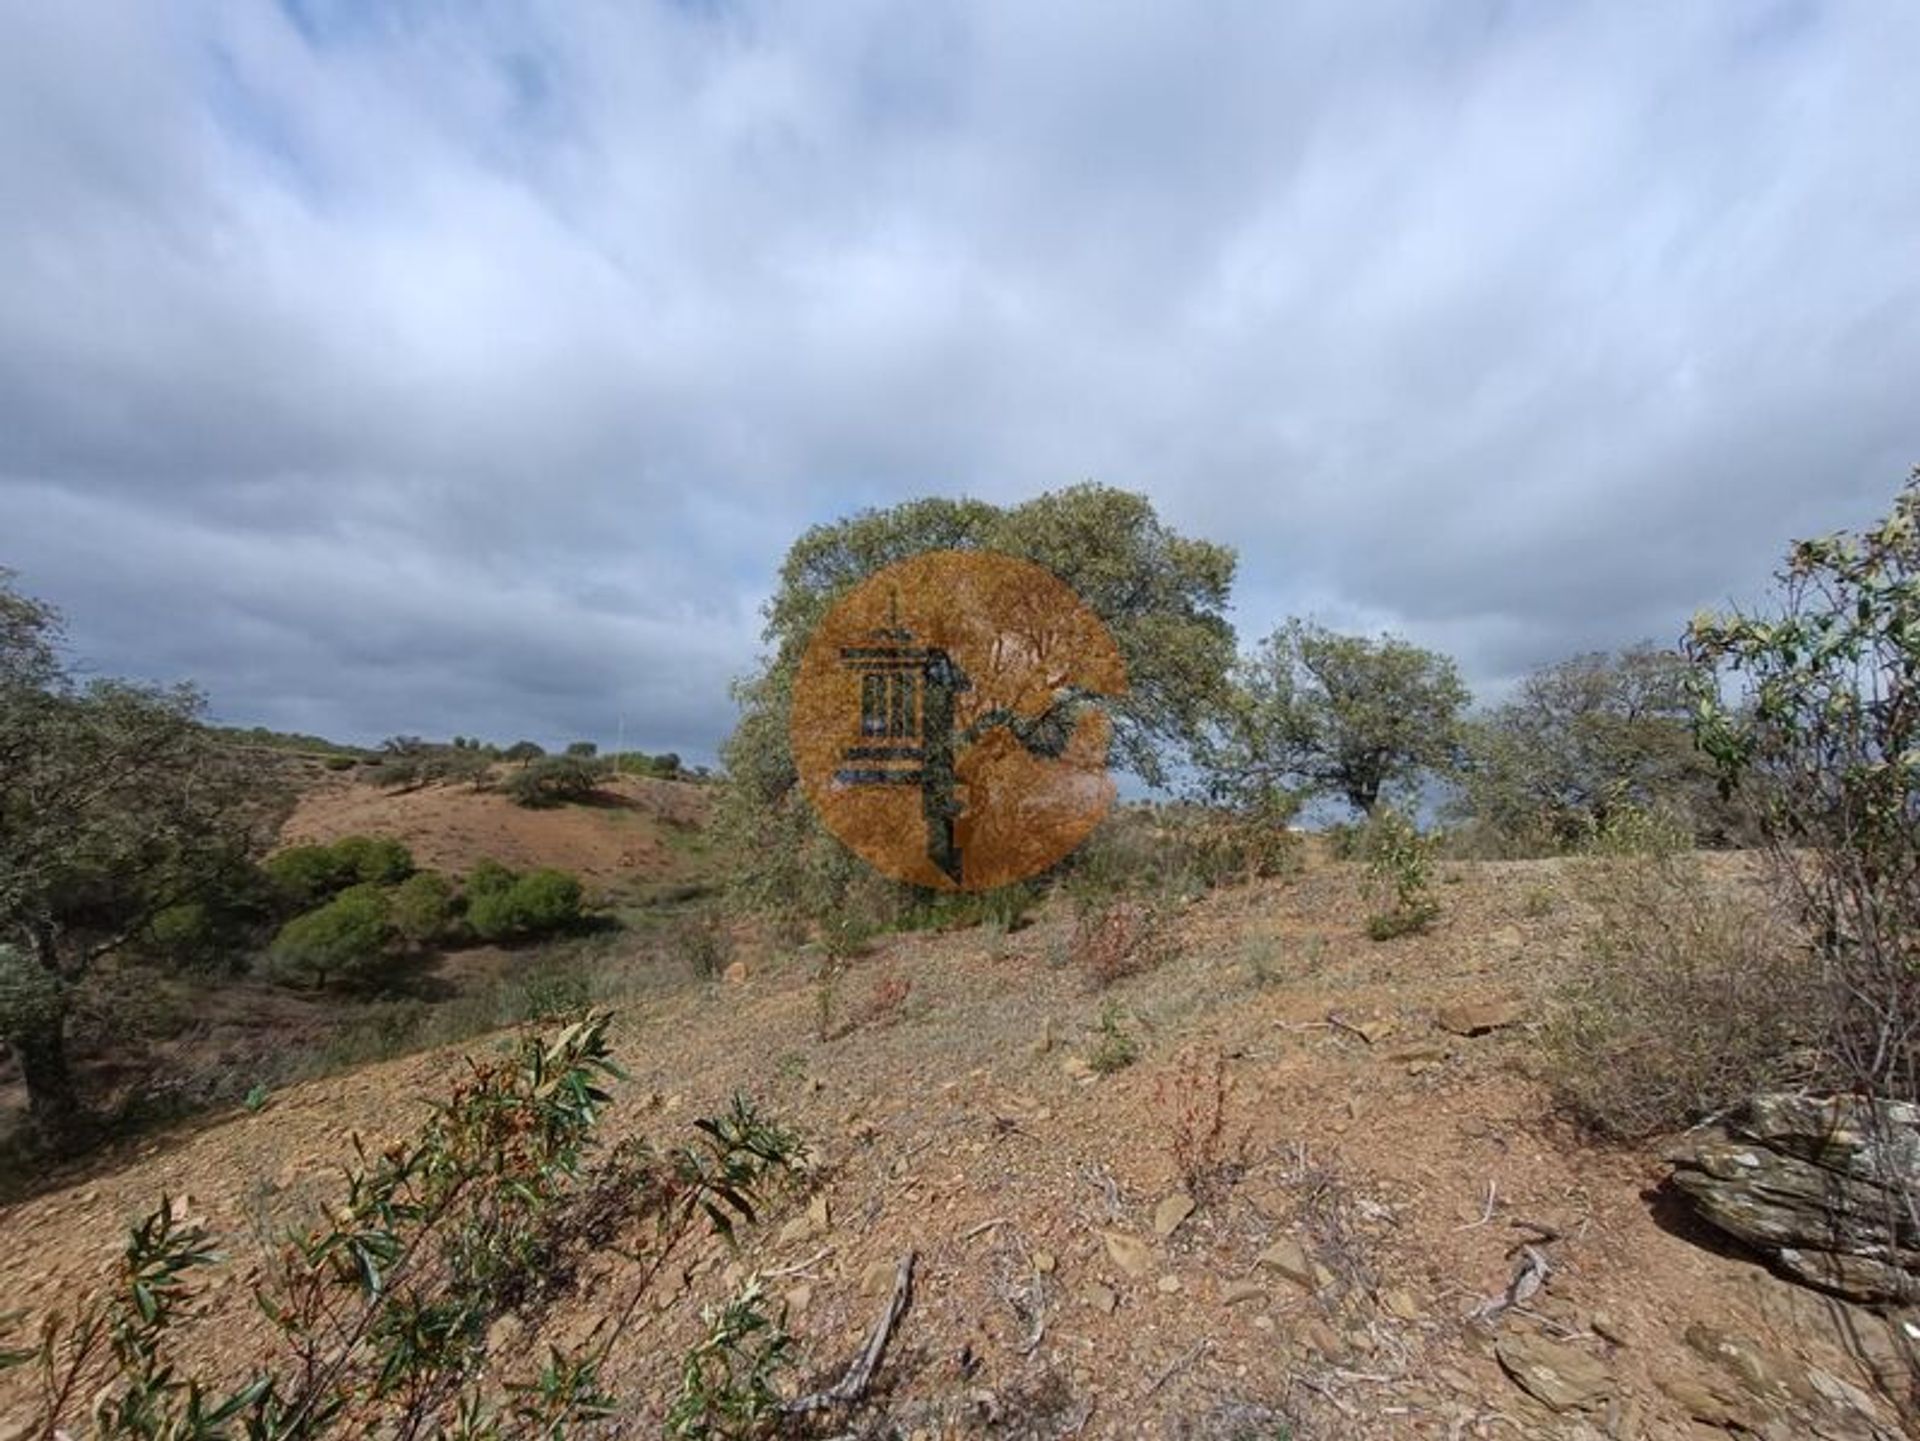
[790,550,1127,891]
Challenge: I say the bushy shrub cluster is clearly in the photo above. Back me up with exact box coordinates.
[504,754,608,808]
[260,840,586,990]
[465,865,585,942]
[265,882,394,989]
[1540,841,1819,1138]
[264,835,413,907]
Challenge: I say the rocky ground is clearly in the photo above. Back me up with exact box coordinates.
[3,853,1915,1438]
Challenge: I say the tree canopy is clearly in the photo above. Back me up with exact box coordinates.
[1454,644,1719,852]
[1203,619,1468,816]
[0,570,273,1140]
[718,485,1237,917]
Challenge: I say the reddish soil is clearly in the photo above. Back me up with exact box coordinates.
[277,772,712,894]
[2,855,1914,1438]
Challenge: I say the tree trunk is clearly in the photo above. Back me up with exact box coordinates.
[15,1005,84,1148]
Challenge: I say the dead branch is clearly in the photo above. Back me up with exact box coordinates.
[784,1251,917,1416]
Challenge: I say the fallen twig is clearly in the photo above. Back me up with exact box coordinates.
[1144,1339,1211,1398]
[961,1216,1009,1241]
[764,1245,835,1278]
[1453,1179,1499,1231]
[784,1251,917,1415]
[1324,1012,1375,1045]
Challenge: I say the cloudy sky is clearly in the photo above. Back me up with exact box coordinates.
[3,1,1916,764]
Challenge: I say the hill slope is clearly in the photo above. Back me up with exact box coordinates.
[1,857,1911,1437]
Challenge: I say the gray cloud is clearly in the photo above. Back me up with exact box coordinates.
[2,0,1916,758]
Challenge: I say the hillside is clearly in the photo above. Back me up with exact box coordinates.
[277,770,714,898]
[1,852,1910,1438]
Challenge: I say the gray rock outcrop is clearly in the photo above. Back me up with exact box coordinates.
[1665,1093,1920,1302]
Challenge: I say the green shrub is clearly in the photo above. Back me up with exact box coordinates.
[1087,1002,1140,1074]
[264,836,412,908]
[323,754,357,772]
[466,858,517,898]
[1541,852,1820,1138]
[1,1017,802,1439]
[666,1278,795,1438]
[265,884,393,989]
[331,835,414,885]
[1361,809,1439,941]
[264,844,353,908]
[389,870,455,948]
[468,868,584,942]
[504,755,606,808]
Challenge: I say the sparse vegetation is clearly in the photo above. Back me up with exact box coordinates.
[1361,809,1440,941]
[0,1013,802,1436]
[1087,1001,1140,1073]
[1155,1049,1245,1203]
[1070,894,1175,987]
[1541,813,1820,1137]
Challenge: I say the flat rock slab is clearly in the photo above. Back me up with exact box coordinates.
[1495,1330,1614,1413]
[1153,1192,1196,1238]
[1101,1230,1156,1279]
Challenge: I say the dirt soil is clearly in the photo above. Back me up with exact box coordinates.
[3,855,1915,1438]
[277,772,712,894]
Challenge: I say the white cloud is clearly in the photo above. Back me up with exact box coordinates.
[1,0,1916,755]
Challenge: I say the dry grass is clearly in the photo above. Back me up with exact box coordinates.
[1070,896,1175,988]
[1539,852,1824,1139]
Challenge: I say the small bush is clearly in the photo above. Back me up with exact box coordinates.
[1154,1050,1246,1203]
[1361,809,1439,940]
[505,755,607,808]
[264,883,393,989]
[322,754,357,771]
[1087,1002,1140,1074]
[468,868,584,942]
[666,1277,795,1438]
[389,870,455,947]
[466,858,517,898]
[1540,852,1821,1138]
[263,844,353,908]
[2,1017,803,1438]
[669,912,735,979]
[332,834,414,885]
[1071,896,1175,987]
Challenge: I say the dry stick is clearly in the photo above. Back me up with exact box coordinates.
[1324,1012,1375,1045]
[1144,1339,1211,1398]
[764,1245,835,1279]
[1453,1179,1499,1231]
[961,1217,1009,1241]
[784,1251,917,1416]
